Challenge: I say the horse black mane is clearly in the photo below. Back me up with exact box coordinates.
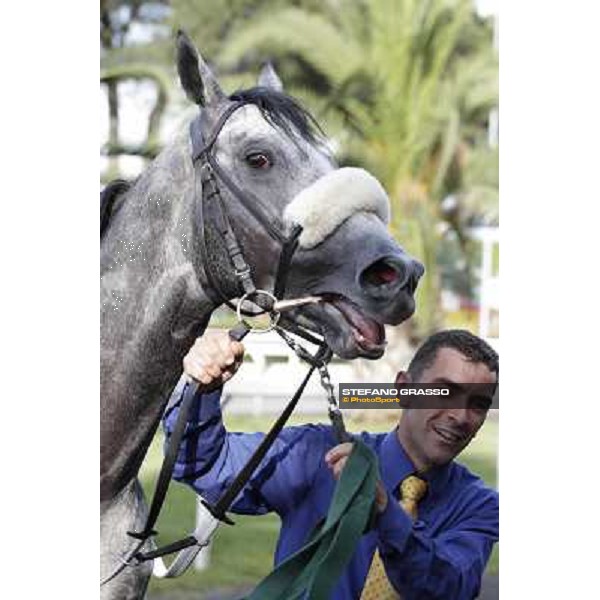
[229,87,325,147]
[100,179,130,239]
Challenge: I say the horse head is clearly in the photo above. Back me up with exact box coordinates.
[177,31,424,360]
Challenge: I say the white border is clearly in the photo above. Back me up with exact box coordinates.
[502,2,600,597]
[1,4,97,597]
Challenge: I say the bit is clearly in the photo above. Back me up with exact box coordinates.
[272,296,323,313]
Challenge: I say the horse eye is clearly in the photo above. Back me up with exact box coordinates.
[246,153,271,169]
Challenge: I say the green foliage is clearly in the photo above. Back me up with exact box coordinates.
[170,1,328,63]
[220,7,364,85]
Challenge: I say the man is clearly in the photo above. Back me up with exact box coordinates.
[163,329,498,599]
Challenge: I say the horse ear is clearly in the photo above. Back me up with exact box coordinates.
[257,62,284,92]
[176,30,226,106]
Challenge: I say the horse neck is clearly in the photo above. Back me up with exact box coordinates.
[100,134,216,501]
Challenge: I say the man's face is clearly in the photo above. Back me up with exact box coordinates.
[397,347,497,471]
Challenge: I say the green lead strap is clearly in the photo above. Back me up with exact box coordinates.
[243,440,378,600]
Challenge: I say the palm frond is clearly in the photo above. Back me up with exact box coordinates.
[219,8,364,89]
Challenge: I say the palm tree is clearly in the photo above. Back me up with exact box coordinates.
[218,0,498,338]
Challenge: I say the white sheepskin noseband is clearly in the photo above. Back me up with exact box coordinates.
[283,167,390,249]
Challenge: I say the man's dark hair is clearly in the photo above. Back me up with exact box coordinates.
[407,329,498,380]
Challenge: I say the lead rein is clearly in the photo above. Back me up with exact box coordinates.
[274,326,351,443]
[130,324,349,572]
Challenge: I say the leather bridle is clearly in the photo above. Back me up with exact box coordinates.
[190,100,307,318]
[101,99,350,587]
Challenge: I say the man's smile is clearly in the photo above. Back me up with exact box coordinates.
[431,424,466,446]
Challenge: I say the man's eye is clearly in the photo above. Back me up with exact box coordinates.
[246,153,272,169]
[469,396,492,412]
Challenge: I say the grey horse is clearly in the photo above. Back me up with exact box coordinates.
[100,31,424,599]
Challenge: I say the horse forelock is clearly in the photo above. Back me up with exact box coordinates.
[229,87,325,148]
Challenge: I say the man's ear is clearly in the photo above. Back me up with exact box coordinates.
[395,370,411,385]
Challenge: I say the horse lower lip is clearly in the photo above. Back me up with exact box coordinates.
[353,329,386,352]
[292,297,386,355]
[325,296,385,345]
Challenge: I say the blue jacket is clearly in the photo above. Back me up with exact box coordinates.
[163,384,498,599]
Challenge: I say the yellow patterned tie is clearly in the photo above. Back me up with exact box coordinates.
[359,475,428,600]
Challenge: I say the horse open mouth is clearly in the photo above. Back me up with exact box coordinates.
[322,294,386,355]
[282,293,387,359]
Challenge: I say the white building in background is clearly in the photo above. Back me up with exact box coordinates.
[220,333,357,416]
[470,227,499,352]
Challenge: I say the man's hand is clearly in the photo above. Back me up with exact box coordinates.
[183,329,245,390]
[325,443,388,513]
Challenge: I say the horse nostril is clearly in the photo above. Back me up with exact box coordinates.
[360,257,423,296]
[360,259,407,289]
